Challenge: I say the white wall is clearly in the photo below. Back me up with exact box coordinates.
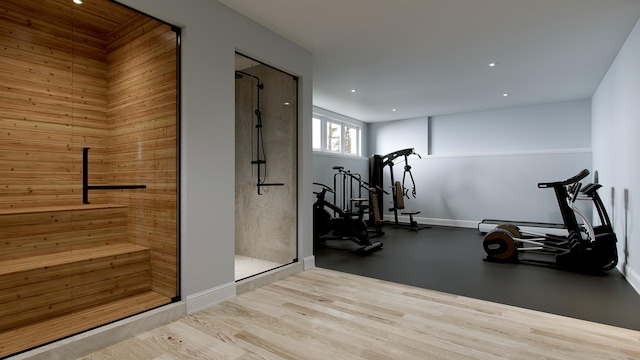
[368,100,593,227]
[429,101,591,154]
[592,16,640,292]
[369,116,428,156]
[118,0,313,311]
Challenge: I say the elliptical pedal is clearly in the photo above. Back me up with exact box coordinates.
[356,241,383,255]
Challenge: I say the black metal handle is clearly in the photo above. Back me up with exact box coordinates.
[538,169,589,188]
[83,147,147,204]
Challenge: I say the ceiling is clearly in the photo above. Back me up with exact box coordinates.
[218,0,640,123]
[67,0,139,36]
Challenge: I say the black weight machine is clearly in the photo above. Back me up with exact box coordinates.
[369,148,429,231]
[331,165,388,237]
[331,166,364,215]
[482,169,618,272]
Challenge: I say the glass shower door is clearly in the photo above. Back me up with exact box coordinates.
[234,53,298,281]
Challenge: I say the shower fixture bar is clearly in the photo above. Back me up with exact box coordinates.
[237,70,285,195]
[235,70,263,89]
[82,147,147,204]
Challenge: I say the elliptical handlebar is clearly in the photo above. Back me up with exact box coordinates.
[580,183,602,196]
[568,182,583,203]
[537,169,589,188]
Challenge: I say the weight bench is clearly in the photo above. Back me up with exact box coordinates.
[392,181,429,232]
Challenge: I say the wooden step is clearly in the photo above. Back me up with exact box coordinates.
[0,290,171,358]
[0,243,151,332]
[0,204,128,216]
[0,243,147,277]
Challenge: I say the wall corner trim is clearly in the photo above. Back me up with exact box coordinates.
[622,263,640,296]
[303,255,316,270]
[186,282,236,314]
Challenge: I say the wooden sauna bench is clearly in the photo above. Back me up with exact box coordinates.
[0,204,172,358]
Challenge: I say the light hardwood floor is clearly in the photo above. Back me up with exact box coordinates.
[78,268,640,359]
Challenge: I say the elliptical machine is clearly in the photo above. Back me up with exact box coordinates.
[483,169,618,272]
[313,182,383,255]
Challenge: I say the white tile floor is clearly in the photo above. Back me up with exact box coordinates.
[234,255,283,281]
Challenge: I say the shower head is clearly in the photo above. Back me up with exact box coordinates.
[235,70,262,88]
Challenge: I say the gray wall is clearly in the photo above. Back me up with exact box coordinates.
[592,16,640,291]
[368,100,593,227]
[119,0,313,313]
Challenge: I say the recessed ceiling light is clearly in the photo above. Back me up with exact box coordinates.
[489,62,497,67]
[392,108,397,112]
[351,89,357,93]
[503,93,509,97]
[73,0,83,4]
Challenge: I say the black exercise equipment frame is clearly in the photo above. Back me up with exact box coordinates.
[482,169,618,272]
[369,148,428,230]
[313,182,383,255]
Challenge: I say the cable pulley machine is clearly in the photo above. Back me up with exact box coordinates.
[369,148,428,231]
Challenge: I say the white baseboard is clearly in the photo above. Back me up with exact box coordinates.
[186,258,316,314]
[621,263,640,296]
[186,281,236,314]
[303,255,315,269]
[383,214,478,229]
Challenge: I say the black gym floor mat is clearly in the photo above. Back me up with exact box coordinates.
[315,225,640,331]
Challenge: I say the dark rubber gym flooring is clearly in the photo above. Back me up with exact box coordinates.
[314,225,640,331]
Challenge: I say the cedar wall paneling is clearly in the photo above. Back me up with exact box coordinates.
[0,0,110,209]
[106,15,178,298]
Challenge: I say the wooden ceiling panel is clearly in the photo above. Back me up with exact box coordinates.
[70,0,140,37]
[1,0,141,38]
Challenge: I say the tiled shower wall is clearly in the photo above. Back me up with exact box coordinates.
[235,63,297,265]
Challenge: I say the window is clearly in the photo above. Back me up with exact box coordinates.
[313,114,361,156]
[312,117,321,149]
[344,125,358,155]
[326,121,342,152]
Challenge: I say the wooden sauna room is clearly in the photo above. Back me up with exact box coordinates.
[0,0,179,356]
